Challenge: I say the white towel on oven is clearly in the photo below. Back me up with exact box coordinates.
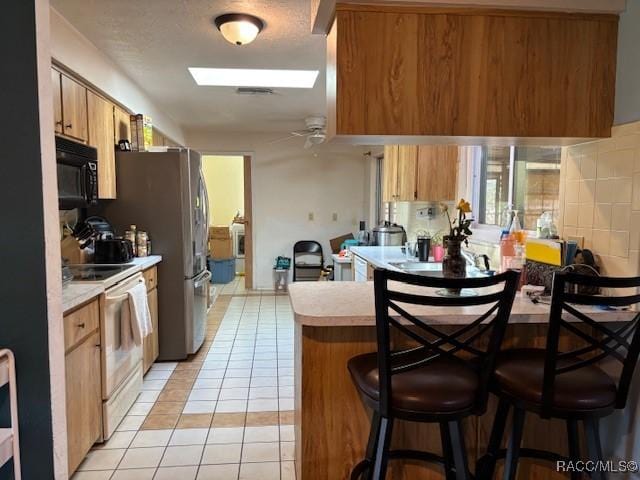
[127,282,152,346]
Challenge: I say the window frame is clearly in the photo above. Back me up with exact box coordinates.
[472,145,561,243]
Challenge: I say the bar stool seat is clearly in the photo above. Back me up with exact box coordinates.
[494,348,617,413]
[348,352,479,416]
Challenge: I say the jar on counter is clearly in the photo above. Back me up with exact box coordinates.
[136,231,148,257]
[125,224,137,256]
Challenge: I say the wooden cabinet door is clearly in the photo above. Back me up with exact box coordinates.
[87,91,117,199]
[52,69,63,134]
[416,145,459,201]
[66,331,102,475]
[61,74,88,141]
[152,129,165,147]
[397,145,418,201]
[382,145,399,202]
[143,287,159,373]
[114,107,131,144]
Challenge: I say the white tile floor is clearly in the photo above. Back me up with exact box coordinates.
[73,292,296,480]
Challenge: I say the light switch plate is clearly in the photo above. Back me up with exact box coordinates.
[308,212,314,221]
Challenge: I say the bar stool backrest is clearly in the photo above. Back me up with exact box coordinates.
[373,268,519,417]
[544,272,640,416]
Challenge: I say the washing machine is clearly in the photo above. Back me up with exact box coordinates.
[231,223,245,274]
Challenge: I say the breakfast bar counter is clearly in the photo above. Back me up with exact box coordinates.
[289,281,628,480]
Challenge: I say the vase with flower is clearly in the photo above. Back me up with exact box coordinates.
[440,199,473,294]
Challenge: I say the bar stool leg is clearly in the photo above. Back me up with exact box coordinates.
[584,418,606,480]
[566,418,581,480]
[503,407,526,480]
[371,416,394,480]
[440,421,456,480]
[448,420,471,480]
[476,397,510,480]
[351,412,383,480]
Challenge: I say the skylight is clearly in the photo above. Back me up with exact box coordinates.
[188,68,319,88]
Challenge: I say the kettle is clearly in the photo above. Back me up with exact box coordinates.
[372,222,407,247]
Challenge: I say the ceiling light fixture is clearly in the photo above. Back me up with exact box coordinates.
[214,13,264,46]
[188,68,319,89]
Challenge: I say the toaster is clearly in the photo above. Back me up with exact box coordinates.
[94,239,134,264]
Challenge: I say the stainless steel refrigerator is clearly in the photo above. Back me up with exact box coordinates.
[99,148,210,360]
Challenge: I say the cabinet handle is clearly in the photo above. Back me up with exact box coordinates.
[55,120,63,126]
[77,322,85,329]
[65,123,72,129]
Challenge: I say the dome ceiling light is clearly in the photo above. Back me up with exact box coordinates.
[214,13,264,46]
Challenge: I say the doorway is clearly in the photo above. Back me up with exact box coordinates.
[201,154,253,292]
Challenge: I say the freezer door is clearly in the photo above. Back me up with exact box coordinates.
[184,270,211,354]
[182,150,208,278]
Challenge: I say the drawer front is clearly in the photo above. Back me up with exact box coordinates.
[64,299,100,352]
[142,266,157,292]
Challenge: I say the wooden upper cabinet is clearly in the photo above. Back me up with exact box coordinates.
[52,69,63,134]
[114,107,131,144]
[382,145,399,202]
[416,145,458,202]
[60,73,88,142]
[152,129,165,147]
[87,91,117,199]
[329,5,618,140]
[397,145,418,201]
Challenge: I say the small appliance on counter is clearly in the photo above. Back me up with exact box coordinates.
[94,238,134,264]
[372,222,407,246]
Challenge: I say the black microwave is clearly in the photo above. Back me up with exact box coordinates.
[56,136,98,210]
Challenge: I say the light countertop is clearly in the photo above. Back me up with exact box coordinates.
[62,255,162,313]
[291,247,630,327]
[289,281,632,327]
[62,283,105,314]
[349,246,410,269]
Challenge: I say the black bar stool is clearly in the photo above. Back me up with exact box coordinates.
[348,268,520,480]
[477,272,640,480]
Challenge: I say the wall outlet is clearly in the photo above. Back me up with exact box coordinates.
[308,212,314,221]
[332,213,338,221]
[416,206,436,220]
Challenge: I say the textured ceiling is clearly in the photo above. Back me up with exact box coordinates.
[51,0,326,134]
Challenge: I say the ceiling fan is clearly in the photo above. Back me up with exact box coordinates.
[269,116,327,149]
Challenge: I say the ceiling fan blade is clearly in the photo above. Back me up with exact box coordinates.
[268,134,299,145]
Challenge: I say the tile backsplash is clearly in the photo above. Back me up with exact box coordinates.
[560,120,640,276]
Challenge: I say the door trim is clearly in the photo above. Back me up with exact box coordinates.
[244,155,254,290]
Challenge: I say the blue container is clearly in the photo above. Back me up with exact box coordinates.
[209,257,236,284]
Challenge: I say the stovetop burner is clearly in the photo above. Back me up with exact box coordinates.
[67,264,134,281]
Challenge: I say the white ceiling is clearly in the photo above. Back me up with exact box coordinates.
[50,0,326,134]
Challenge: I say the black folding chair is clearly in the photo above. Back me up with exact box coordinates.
[292,240,332,281]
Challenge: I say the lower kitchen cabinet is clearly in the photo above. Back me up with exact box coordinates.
[143,266,159,373]
[64,300,102,475]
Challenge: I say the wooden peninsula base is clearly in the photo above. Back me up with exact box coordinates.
[290,282,626,480]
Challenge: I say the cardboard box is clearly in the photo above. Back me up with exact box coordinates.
[209,225,231,239]
[209,237,233,259]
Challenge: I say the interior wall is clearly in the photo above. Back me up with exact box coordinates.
[49,7,185,145]
[615,0,640,125]
[0,0,66,478]
[186,131,369,289]
[202,155,245,226]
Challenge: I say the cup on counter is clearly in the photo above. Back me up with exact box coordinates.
[405,241,416,260]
